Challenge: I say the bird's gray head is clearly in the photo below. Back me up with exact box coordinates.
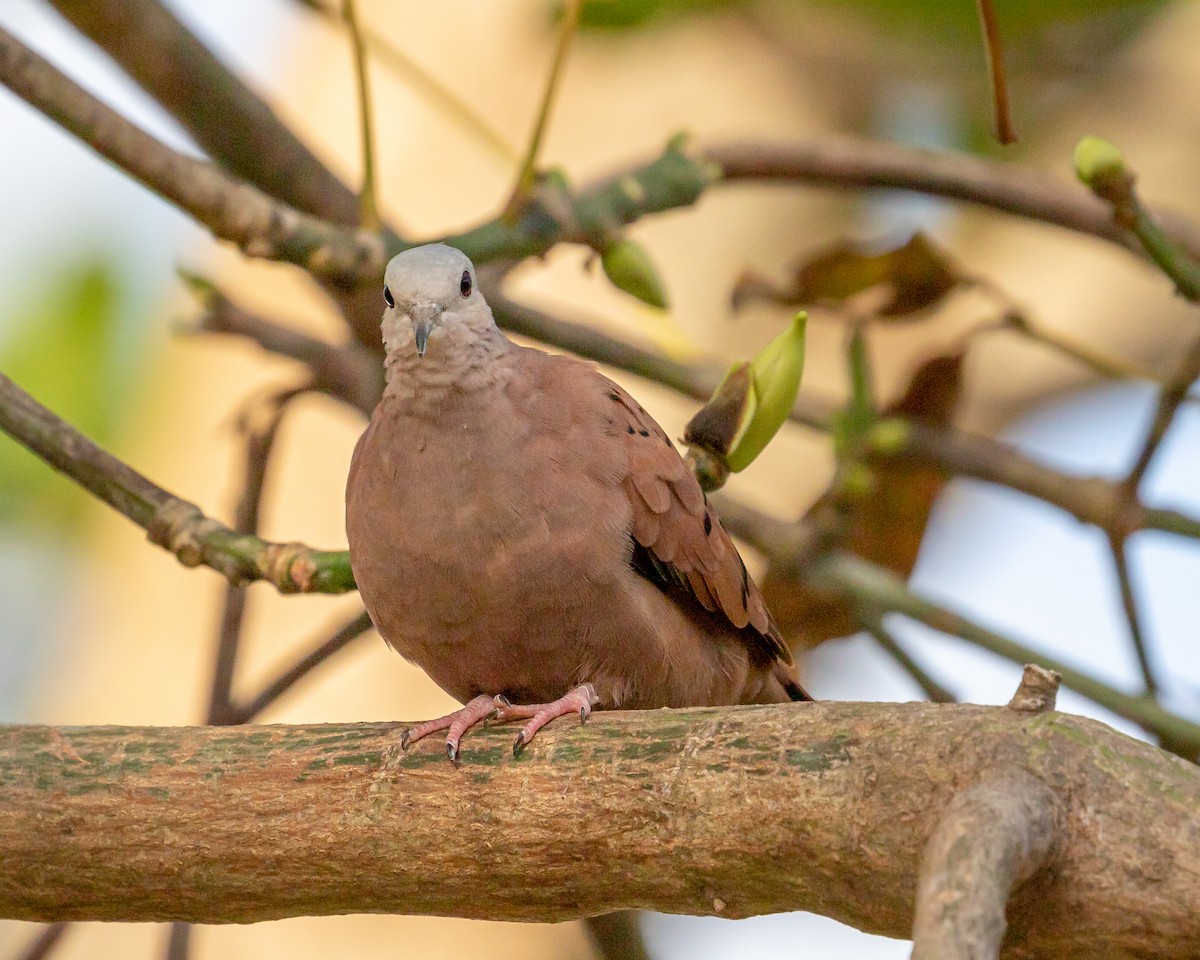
[380,243,493,359]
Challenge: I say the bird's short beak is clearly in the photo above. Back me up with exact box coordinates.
[409,303,442,359]
[414,320,431,358]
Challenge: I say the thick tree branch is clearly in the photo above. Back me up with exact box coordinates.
[0,371,353,593]
[44,0,363,225]
[0,27,386,284]
[1,702,1197,959]
[893,421,1200,541]
[708,138,1200,262]
[912,770,1060,959]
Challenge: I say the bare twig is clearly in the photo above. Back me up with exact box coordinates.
[1125,339,1200,493]
[182,274,381,415]
[10,923,68,960]
[1106,531,1156,695]
[912,771,1060,960]
[0,371,353,594]
[163,923,189,960]
[294,0,516,164]
[974,0,1017,145]
[999,311,1159,383]
[505,0,582,215]
[862,615,957,703]
[16,17,1200,305]
[583,913,651,960]
[0,28,385,284]
[342,0,380,230]
[206,390,305,725]
[226,610,375,724]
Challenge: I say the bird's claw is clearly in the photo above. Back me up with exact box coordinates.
[512,731,528,756]
[447,740,459,763]
[483,694,512,727]
[400,729,412,751]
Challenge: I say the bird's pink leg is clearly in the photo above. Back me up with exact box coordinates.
[401,694,502,762]
[493,683,600,755]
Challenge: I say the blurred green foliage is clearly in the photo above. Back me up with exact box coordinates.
[0,257,147,533]
[576,0,1166,36]
[807,0,1165,41]
[578,0,750,30]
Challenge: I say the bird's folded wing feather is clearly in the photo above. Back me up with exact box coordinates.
[608,382,793,666]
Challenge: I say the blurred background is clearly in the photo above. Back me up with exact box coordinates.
[2,0,1200,957]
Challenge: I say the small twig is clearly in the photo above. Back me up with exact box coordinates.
[11,922,68,960]
[583,912,651,960]
[504,0,583,216]
[1100,339,1200,700]
[1125,338,1200,495]
[342,0,380,231]
[181,273,381,415]
[974,0,1017,145]
[1106,531,1157,696]
[999,311,1159,383]
[912,770,1059,960]
[163,923,189,960]
[206,390,304,725]
[227,610,375,724]
[861,615,957,704]
[0,371,354,594]
[1076,136,1200,301]
[1071,141,1200,695]
[294,0,516,165]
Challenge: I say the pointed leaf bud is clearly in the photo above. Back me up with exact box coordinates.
[726,312,807,471]
[601,239,669,309]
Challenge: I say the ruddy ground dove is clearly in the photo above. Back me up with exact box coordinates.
[345,244,810,760]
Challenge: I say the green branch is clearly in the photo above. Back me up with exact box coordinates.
[811,552,1200,754]
[0,371,354,594]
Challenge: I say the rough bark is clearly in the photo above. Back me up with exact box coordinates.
[1,702,1197,959]
[912,771,1061,959]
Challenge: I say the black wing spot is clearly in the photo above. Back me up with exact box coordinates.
[608,390,622,403]
[638,429,650,437]
[630,540,690,595]
[703,513,713,536]
[626,425,635,434]
[740,559,750,609]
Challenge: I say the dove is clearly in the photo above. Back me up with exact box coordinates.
[345,243,810,760]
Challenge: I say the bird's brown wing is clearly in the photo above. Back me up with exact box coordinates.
[605,381,794,667]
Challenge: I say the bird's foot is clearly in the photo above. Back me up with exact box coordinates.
[400,684,600,762]
[400,694,503,762]
[493,683,600,756]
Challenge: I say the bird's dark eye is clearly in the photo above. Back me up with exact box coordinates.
[383,285,394,309]
[460,270,473,298]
